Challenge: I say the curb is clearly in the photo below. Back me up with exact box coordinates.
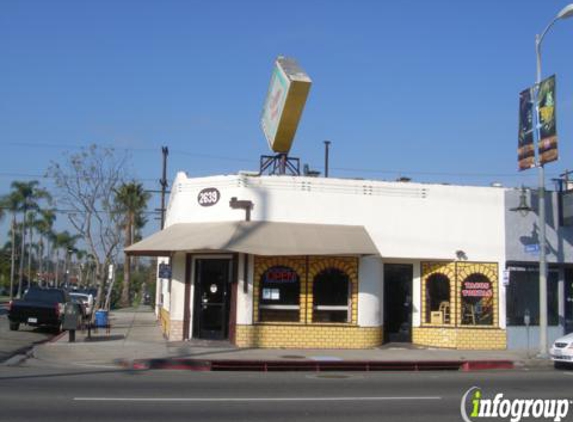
[125,358,515,372]
[2,349,34,367]
[2,330,65,367]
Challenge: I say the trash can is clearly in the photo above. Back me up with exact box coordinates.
[94,309,108,327]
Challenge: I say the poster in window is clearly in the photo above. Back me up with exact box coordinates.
[461,274,494,325]
[538,75,558,165]
[518,87,535,171]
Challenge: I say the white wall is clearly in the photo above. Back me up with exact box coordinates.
[165,174,506,263]
[169,252,187,321]
[357,256,383,327]
[236,254,254,325]
[161,173,507,332]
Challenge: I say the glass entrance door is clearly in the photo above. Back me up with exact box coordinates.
[194,258,232,340]
[384,264,413,342]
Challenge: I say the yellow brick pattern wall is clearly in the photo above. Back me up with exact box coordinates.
[248,256,372,348]
[456,262,499,327]
[253,256,307,323]
[235,324,383,348]
[307,257,359,324]
[421,261,499,328]
[159,308,170,336]
[416,261,505,349]
[253,256,359,324]
[412,327,506,350]
[421,262,457,326]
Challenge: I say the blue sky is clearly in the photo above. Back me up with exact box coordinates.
[1,0,572,240]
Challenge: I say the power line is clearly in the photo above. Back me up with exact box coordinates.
[1,142,562,181]
[6,142,253,162]
[0,206,160,216]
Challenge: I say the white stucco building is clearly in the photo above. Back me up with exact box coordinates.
[128,171,522,349]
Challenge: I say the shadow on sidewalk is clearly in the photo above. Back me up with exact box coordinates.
[84,335,126,342]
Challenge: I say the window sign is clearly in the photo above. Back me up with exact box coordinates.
[262,266,299,283]
[461,279,493,299]
[262,289,272,300]
[461,274,494,325]
[259,266,300,323]
[158,263,172,279]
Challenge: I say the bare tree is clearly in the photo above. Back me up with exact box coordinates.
[47,145,127,310]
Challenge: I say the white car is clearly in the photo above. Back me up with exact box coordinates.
[69,292,94,317]
[550,332,573,367]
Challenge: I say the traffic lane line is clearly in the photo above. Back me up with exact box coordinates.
[74,396,442,402]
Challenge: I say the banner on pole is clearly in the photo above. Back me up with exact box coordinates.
[538,74,558,165]
[518,87,535,171]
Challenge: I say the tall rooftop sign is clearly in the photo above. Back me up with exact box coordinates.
[261,57,312,154]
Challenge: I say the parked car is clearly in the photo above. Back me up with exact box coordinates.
[8,287,69,332]
[70,292,94,317]
[550,332,573,368]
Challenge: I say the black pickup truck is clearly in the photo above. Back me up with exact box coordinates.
[8,288,69,332]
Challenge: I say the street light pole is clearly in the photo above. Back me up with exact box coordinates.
[534,4,573,357]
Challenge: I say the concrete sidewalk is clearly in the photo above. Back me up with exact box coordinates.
[31,307,551,371]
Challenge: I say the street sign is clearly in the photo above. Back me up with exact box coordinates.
[158,263,172,279]
[524,244,540,255]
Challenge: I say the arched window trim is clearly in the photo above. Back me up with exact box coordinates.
[312,267,352,323]
[258,265,301,323]
[425,272,451,326]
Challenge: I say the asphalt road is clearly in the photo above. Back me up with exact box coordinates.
[0,307,56,363]
[0,366,572,421]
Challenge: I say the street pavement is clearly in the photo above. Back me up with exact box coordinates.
[0,364,572,421]
[0,307,55,363]
[1,306,571,421]
[27,306,549,371]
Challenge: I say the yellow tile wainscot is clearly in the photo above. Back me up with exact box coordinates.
[235,325,383,348]
[412,327,507,350]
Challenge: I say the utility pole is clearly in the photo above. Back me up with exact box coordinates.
[324,140,331,178]
[9,214,16,300]
[160,146,169,230]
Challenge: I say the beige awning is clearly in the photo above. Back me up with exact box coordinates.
[125,221,379,257]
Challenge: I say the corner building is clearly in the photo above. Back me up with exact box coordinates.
[129,172,512,349]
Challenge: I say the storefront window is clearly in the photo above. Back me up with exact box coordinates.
[313,268,350,323]
[506,268,559,326]
[461,273,494,326]
[425,274,451,324]
[259,266,300,322]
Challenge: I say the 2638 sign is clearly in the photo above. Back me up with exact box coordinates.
[197,187,220,207]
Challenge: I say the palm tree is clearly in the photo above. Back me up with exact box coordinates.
[114,182,150,307]
[26,211,42,285]
[52,230,80,288]
[8,181,51,296]
[35,209,56,285]
[1,188,30,299]
[1,192,22,299]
